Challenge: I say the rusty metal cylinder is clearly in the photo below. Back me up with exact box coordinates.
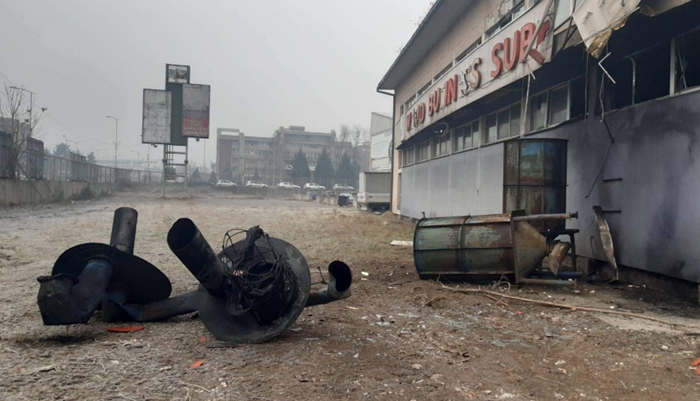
[413,214,514,280]
[504,139,568,232]
[110,207,138,254]
[167,218,226,297]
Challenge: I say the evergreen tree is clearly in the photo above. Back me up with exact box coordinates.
[191,168,201,180]
[208,171,218,184]
[87,152,96,163]
[54,143,71,158]
[290,148,310,181]
[314,148,335,186]
[336,153,354,180]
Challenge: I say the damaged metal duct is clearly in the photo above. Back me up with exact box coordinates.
[36,207,172,325]
[306,261,353,307]
[166,219,352,344]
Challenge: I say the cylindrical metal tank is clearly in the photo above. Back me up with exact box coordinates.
[413,214,514,280]
[503,138,568,232]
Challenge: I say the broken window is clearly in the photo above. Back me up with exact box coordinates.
[529,93,548,131]
[548,85,569,126]
[570,76,586,119]
[608,42,671,109]
[675,29,700,92]
[454,120,479,152]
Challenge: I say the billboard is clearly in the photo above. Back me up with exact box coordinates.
[166,64,190,84]
[181,84,211,138]
[370,130,392,172]
[142,89,172,144]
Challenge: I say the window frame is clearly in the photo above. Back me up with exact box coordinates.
[483,101,522,145]
[453,120,479,153]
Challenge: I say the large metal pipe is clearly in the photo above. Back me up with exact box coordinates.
[110,207,138,254]
[37,259,113,325]
[102,290,200,322]
[167,218,227,297]
[306,261,353,307]
[511,212,578,222]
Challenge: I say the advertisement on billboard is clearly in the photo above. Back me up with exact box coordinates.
[181,84,211,138]
[142,89,172,144]
[166,64,190,84]
[370,130,392,171]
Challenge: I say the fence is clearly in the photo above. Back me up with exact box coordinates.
[4,150,163,184]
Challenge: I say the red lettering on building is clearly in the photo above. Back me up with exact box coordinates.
[428,88,442,116]
[504,31,520,71]
[444,75,459,106]
[416,103,426,124]
[471,57,482,89]
[519,22,536,63]
[491,43,504,78]
[405,113,413,131]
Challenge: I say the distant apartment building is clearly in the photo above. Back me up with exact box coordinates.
[216,125,354,185]
[216,128,274,184]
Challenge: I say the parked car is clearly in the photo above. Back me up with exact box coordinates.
[246,180,268,189]
[216,179,236,188]
[277,182,300,189]
[339,192,355,204]
[304,182,326,190]
[333,183,354,191]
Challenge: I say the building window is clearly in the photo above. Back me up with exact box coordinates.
[401,146,415,167]
[529,92,548,131]
[434,62,453,82]
[454,120,479,152]
[417,81,432,97]
[456,38,482,62]
[485,102,521,144]
[417,140,430,162]
[675,29,700,93]
[432,133,450,158]
[548,85,569,126]
[485,113,497,144]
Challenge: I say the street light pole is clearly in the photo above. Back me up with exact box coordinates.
[106,116,119,168]
[9,86,37,152]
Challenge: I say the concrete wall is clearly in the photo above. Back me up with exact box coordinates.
[399,88,700,284]
[0,179,114,207]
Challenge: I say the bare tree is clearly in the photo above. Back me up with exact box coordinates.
[331,124,352,168]
[350,124,368,147]
[0,85,44,178]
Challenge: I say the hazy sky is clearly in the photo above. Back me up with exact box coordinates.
[0,0,429,168]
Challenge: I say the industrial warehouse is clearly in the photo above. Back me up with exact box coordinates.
[379,0,700,293]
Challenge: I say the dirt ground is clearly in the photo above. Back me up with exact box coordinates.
[0,190,699,401]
